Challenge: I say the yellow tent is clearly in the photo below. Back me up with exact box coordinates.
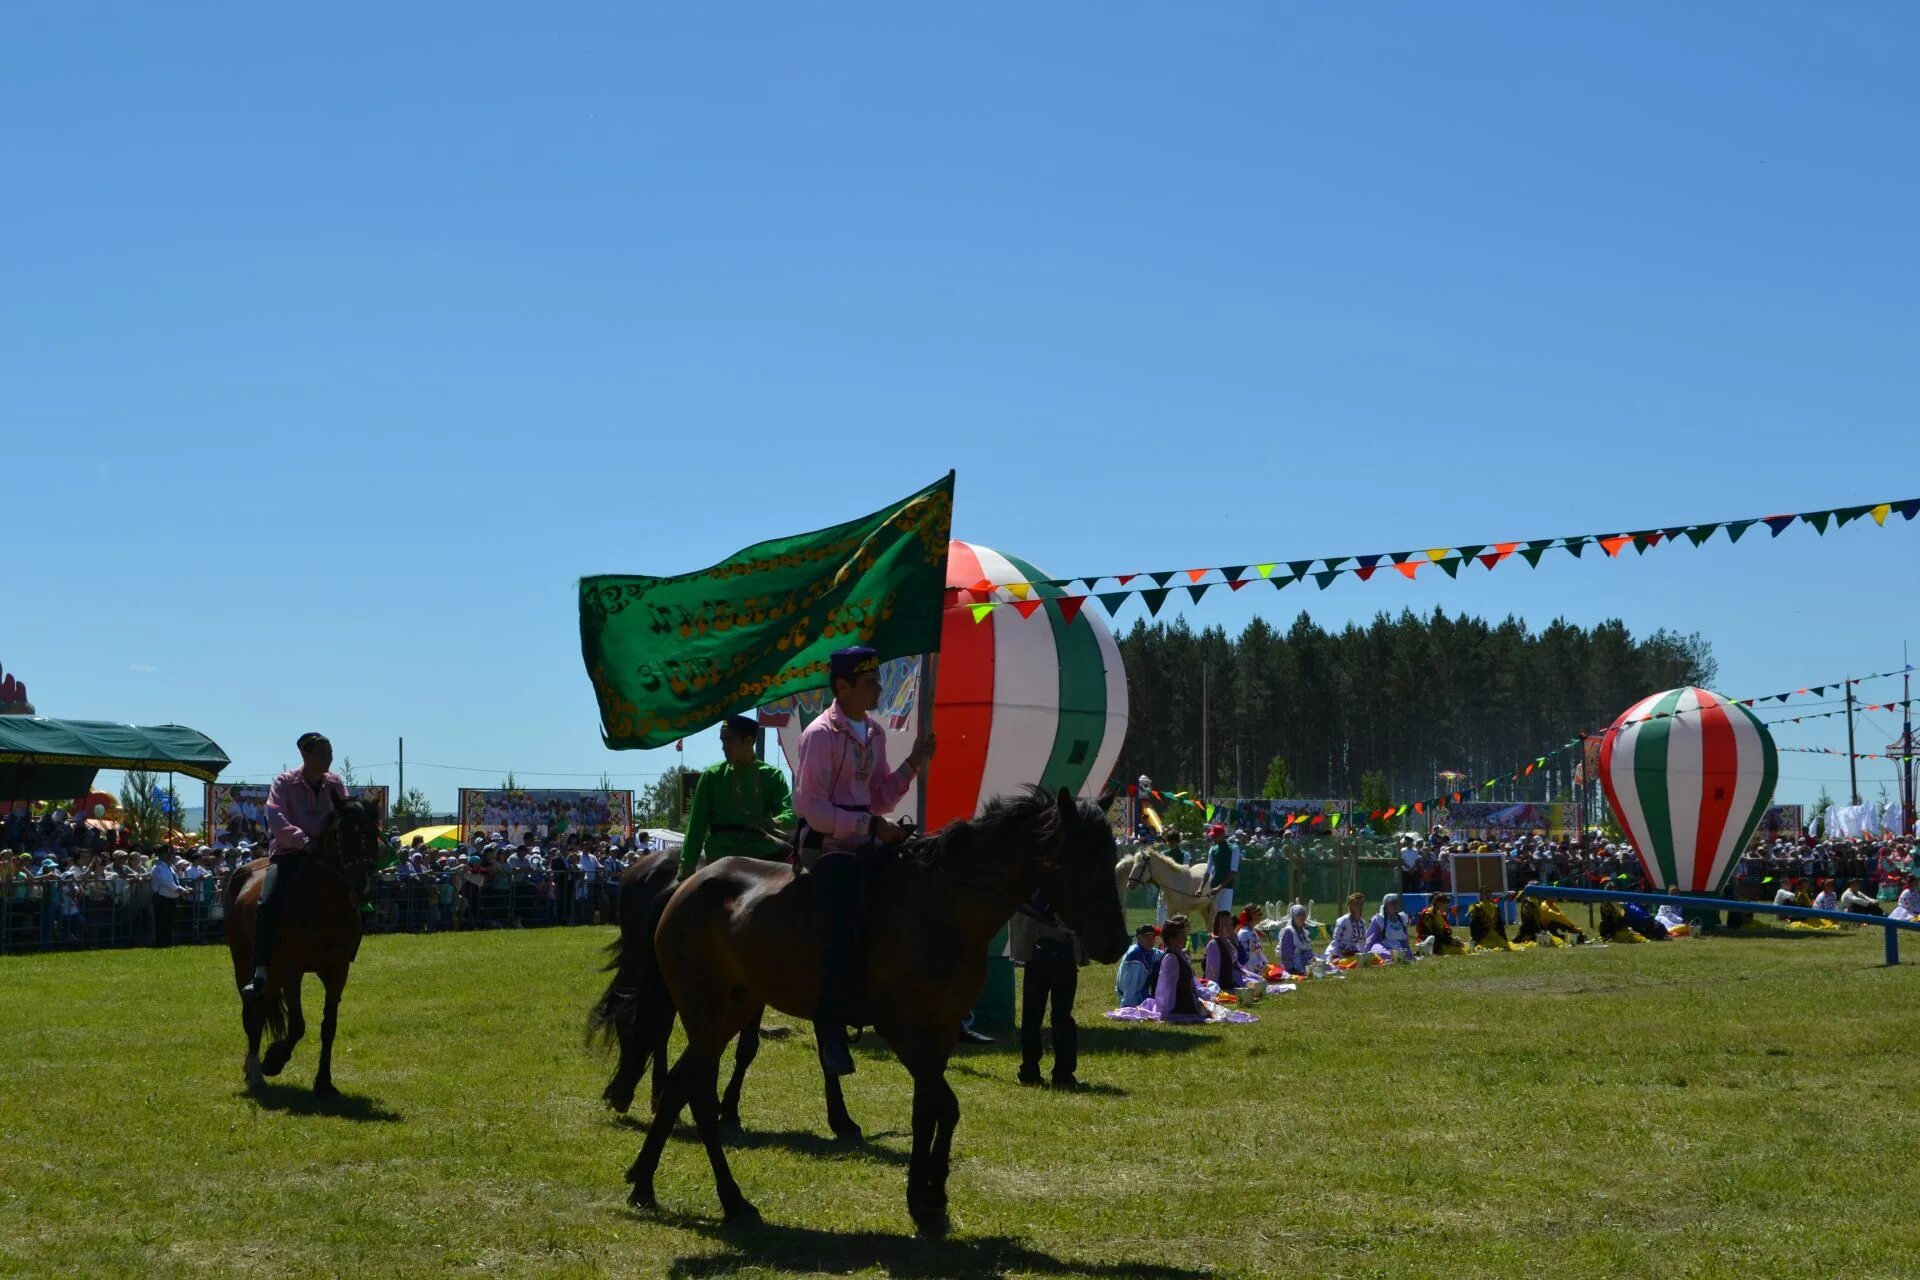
[397,824,462,850]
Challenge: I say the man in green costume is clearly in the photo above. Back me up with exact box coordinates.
[678,714,795,880]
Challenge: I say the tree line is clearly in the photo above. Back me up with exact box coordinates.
[1116,608,1715,807]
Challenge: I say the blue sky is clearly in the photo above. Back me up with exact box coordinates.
[5,3,1916,814]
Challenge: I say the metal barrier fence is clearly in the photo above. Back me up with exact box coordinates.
[0,872,627,954]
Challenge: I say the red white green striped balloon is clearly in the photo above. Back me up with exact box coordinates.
[925,541,1128,827]
[768,540,1129,828]
[1599,687,1779,894]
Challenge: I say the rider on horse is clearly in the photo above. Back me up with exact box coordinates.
[240,731,349,1003]
[677,714,794,880]
[790,646,935,1077]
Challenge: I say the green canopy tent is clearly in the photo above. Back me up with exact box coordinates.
[0,717,230,803]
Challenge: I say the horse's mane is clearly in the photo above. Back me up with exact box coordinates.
[902,785,1091,873]
[1138,846,1188,872]
[315,794,379,866]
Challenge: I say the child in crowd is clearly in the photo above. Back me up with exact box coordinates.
[1152,915,1205,1020]
[1114,923,1162,1008]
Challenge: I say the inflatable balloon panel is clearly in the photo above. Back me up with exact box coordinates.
[1599,686,1779,895]
[765,539,1128,828]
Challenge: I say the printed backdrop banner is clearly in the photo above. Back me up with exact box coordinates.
[205,783,389,845]
[1760,803,1804,840]
[458,788,634,843]
[1436,800,1573,839]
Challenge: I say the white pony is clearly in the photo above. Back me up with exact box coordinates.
[1117,848,1216,924]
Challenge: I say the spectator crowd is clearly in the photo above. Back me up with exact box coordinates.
[0,805,662,953]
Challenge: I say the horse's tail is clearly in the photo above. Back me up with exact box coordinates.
[587,851,679,1112]
[585,925,640,1049]
[259,984,290,1044]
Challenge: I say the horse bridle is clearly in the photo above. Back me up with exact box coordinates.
[1125,854,1153,893]
[307,805,379,901]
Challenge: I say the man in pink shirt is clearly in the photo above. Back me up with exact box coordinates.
[795,646,934,1075]
[241,731,349,1002]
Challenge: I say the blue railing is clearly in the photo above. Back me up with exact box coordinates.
[1517,883,1920,965]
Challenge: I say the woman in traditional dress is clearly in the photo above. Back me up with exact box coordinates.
[1416,893,1468,956]
[1468,894,1523,951]
[1366,892,1416,963]
[1203,909,1242,993]
[1326,892,1368,963]
[1153,914,1206,1020]
[1235,906,1270,978]
[1812,880,1839,913]
[1890,874,1920,922]
[1276,902,1317,975]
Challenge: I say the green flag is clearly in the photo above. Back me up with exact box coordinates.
[579,473,955,749]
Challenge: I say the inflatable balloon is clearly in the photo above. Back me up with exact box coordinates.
[767,539,1128,827]
[1599,687,1778,894]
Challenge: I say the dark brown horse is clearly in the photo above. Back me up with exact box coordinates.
[620,785,1129,1235]
[590,850,863,1140]
[224,795,383,1096]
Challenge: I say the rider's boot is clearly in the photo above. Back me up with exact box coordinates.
[813,852,858,1077]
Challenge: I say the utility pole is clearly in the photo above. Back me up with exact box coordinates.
[1904,644,1914,836]
[398,737,404,813]
[1845,677,1860,805]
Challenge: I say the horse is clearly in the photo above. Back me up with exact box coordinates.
[1117,846,1215,923]
[223,795,383,1096]
[590,850,866,1141]
[619,785,1129,1235]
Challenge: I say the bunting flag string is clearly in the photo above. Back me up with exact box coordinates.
[1779,746,1920,761]
[1136,667,1913,832]
[944,495,1920,622]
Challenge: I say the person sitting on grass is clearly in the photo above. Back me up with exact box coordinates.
[1416,893,1468,956]
[1840,879,1883,917]
[1152,915,1206,1020]
[1468,894,1523,951]
[1812,880,1839,913]
[1515,891,1578,946]
[1891,875,1920,922]
[1235,907,1270,978]
[1599,899,1648,942]
[1115,923,1162,1008]
[1277,902,1318,976]
[1203,909,1242,994]
[1366,893,1416,963]
[1621,901,1671,940]
[1326,892,1368,965]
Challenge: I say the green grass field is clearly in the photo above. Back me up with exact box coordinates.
[3,919,1917,1279]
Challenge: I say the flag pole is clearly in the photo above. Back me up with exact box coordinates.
[915,652,939,830]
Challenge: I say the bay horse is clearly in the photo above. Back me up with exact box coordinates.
[620,785,1129,1235]
[590,850,863,1140]
[223,795,383,1096]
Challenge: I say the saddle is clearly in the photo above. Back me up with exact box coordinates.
[794,821,917,1036]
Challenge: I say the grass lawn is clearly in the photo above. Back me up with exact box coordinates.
[2,918,1916,1279]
